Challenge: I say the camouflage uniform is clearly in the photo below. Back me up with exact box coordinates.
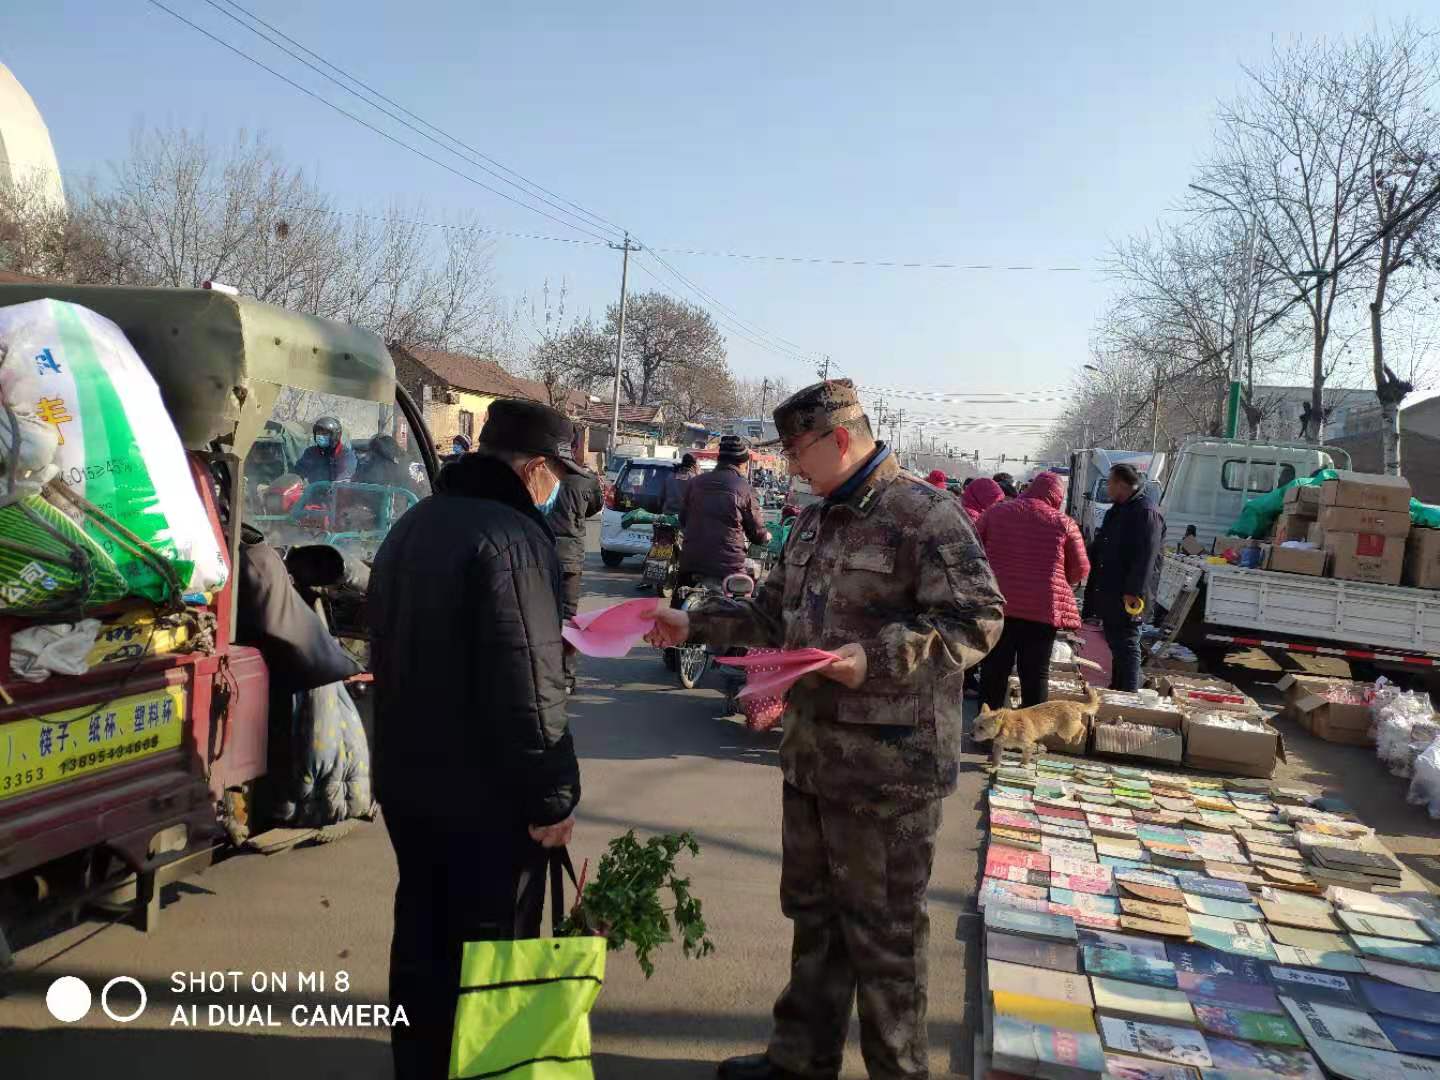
[690,380,1004,1080]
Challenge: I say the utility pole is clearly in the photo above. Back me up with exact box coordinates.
[894,409,905,456]
[759,377,771,418]
[608,231,640,459]
[816,355,831,381]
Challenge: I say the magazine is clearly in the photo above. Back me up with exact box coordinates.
[1098,1016,1211,1068]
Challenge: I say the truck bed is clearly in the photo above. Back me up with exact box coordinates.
[1159,553,1440,658]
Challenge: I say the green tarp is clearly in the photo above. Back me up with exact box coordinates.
[1228,469,1440,537]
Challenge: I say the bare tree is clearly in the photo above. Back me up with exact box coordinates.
[733,375,791,417]
[525,318,611,409]
[572,291,727,407]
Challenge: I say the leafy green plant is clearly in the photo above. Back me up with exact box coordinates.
[561,830,716,978]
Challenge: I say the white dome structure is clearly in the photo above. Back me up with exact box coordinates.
[0,62,65,208]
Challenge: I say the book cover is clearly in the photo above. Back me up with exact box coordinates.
[1183,894,1263,922]
[991,828,1044,851]
[1044,838,1099,861]
[1044,822,1097,842]
[1203,1036,1323,1078]
[1121,915,1192,938]
[1080,929,1170,962]
[1361,960,1440,995]
[1118,881,1186,906]
[1172,873,1252,902]
[1175,972,1282,1014]
[1351,936,1440,970]
[1139,825,1190,844]
[1376,1015,1440,1058]
[1165,944,1266,981]
[1053,906,1122,931]
[987,930,1080,972]
[1258,899,1343,932]
[1191,1003,1303,1046]
[1268,926,1354,953]
[1207,864,1267,886]
[1090,976,1195,1024]
[1052,889,1120,915]
[1101,1052,1198,1080]
[1267,965,1360,1006]
[1339,911,1433,943]
[1187,913,1265,940]
[1051,855,1113,879]
[993,989,1097,1032]
[986,904,1078,942]
[1054,873,1118,897]
[1096,838,1144,860]
[978,880,1049,913]
[991,809,1042,830]
[1281,996,1396,1051]
[988,958,1094,1007]
[1082,945,1179,988]
[991,1015,1105,1080]
[1331,889,1431,921]
[1115,868,1180,889]
[1307,1036,1440,1080]
[1098,1017,1211,1069]
[987,846,1051,873]
[1365,979,1440,1019]
[1187,924,1277,962]
[1118,896,1188,922]
[988,864,1050,887]
[1101,856,1155,875]
[1272,943,1366,973]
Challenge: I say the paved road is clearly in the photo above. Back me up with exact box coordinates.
[0,529,990,1079]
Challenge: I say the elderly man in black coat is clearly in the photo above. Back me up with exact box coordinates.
[367,398,584,1080]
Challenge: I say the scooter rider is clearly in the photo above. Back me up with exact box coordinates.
[676,435,770,603]
[296,416,358,484]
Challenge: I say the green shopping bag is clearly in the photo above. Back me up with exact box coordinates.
[449,850,605,1080]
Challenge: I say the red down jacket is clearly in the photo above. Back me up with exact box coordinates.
[976,471,1089,630]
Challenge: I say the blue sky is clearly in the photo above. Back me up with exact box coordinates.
[2,1,1427,457]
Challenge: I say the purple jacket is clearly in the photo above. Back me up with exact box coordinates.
[678,465,768,577]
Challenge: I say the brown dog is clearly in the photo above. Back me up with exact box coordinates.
[973,685,1101,766]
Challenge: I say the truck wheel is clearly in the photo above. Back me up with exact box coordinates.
[601,550,625,568]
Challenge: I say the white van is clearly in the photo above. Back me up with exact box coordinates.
[1156,437,1350,551]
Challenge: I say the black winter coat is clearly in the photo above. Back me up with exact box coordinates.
[678,465,767,578]
[1083,491,1165,621]
[546,469,603,570]
[367,454,579,826]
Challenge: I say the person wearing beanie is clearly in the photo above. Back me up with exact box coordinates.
[926,468,948,489]
[676,435,770,591]
[961,476,1005,524]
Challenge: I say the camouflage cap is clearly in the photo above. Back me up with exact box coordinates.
[765,378,866,446]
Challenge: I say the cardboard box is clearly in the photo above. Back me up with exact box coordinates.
[1285,484,1322,513]
[1404,528,1440,590]
[1171,686,1261,714]
[1307,521,1326,546]
[1276,674,1375,746]
[1273,512,1317,543]
[1183,711,1283,777]
[1007,674,1094,705]
[1093,722,1184,763]
[1096,690,1184,730]
[1321,470,1413,513]
[1267,544,1327,577]
[1152,673,1243,698]
[1325,530,1405,585]
[1318,505,1411,537]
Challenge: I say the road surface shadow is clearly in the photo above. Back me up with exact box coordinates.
[0,1028,391,1080]
[595,1053,714,1078]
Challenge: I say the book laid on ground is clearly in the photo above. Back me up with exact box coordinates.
[1165,944,1267,981]
[1100,1052,1199,1080]
[1205,863,1267,886]
[992,989,1097,1033]
[1268,925,1355,954]
[1351,936,1440,971]
[978,878,1049,911]
[990,1015,1105,1080]
[987,845,1050,874]
[1259,898,1344,932]
[1097,1016,1211,1069]
[1118,898,1190,927]
[1175,971,1282,1014]
[987,958,1094,1007]
[1172,873,1252,902]
[1051,888,1120,916]
[1090,976,1195,1024]
[1331,889,1435,921]
[1362,960,1440,995]
[1082,945,1179,988]
[986,929,1080,972]
[1280,996,1396,1051]
[1307,1035,1440,1080]
[1080,929,1170,962]
[991,827,1044,851]
[1182,893,1263,922]
[985,904,1078,943]
[1117,880,1186,906]
[1190,1002,1303,1045]
[1375,1014,1440,1058]
[1203,1036,1323,1079]
[1338,911,1434,943]
[1267,965,1360,1007]
[1273,943,1367,973]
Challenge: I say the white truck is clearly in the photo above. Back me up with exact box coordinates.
[1065,448,1164,545]
[1152,436,1440,671]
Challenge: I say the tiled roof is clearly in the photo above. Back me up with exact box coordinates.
[578,401,664,425]
[395,345,588,413]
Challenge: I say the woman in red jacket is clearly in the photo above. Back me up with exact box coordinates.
[976,470,1090,709]
[961,476,1004,524]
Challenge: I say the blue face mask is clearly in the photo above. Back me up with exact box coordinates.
[314,434,333,450]
[537,477,561,514]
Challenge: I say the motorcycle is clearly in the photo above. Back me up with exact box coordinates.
[666,568,760,698]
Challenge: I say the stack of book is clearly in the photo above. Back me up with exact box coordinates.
[978,752,1440,1079]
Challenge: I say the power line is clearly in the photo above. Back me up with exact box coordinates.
[204,0,625,243]
[146,0,613,243]
[278,203,609,247]
[213,0,626,240]
[643,245,1108,273]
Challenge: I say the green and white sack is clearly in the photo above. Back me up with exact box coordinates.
[0,299,228,602]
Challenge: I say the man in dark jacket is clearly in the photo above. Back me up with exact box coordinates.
[678,436,769,588]
[354,433,416,491]
[546,465,604,692]
[663,453,698,515]
[367,399,584,1080]
[294,416,358,484]
[1083,462,1165,691]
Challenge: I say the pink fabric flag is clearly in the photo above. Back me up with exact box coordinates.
[562,597,662,658]
[714,648,839,732]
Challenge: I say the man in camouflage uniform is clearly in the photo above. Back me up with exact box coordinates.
[647,380,1004,1080]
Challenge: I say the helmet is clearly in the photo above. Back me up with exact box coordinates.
[313,416,342,450]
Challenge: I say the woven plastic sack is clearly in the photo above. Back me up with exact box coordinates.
[0,299,228,601]
[0,495,128,613]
